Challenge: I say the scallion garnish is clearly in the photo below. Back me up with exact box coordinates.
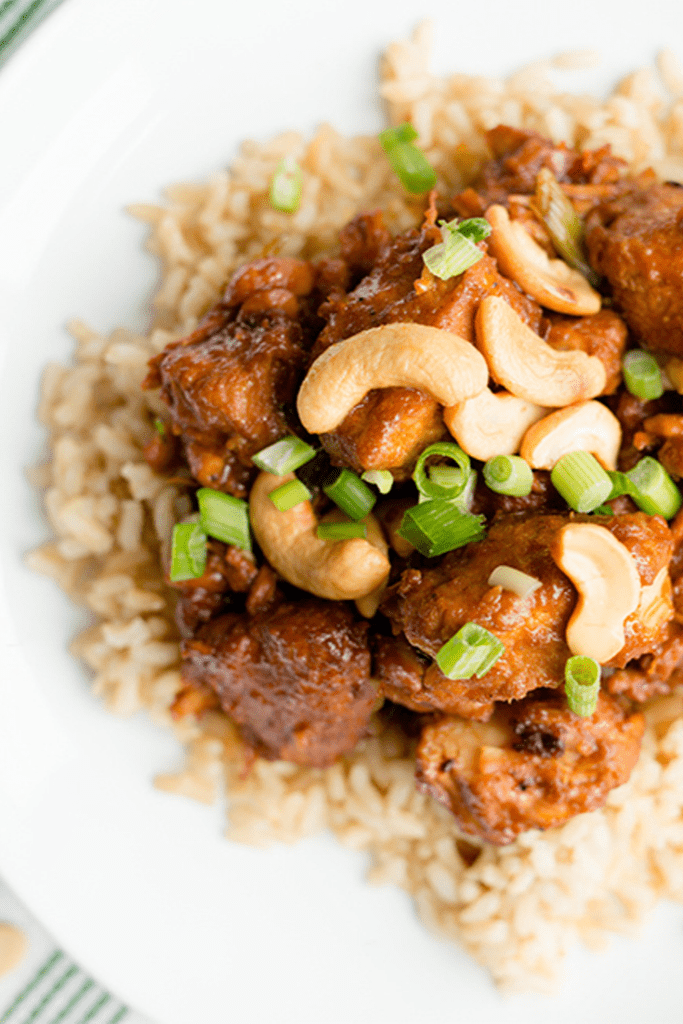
[268,478,312,512]
[488,565,542,598]
[422,222,484,280]
[253,435,317,475]
[398,500,486,557]
[564,655,601,717]
[316,521,368,541]
[169,521,208,582]
[323,469,376,520]
[197,488,251,552]
[361,469,394,494]
[413,442,471,500]
[483,454,533,497]
[532,167,601,288]
[550,451,612,513]
[625,456,682,519]
[378,122,436,194]
[454,217,492,243]
[436,622,505,680]
[269,156,303,213]
[154,417,166,436]
[622,350,664,401]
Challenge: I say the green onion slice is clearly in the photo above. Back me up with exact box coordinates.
[378,122,419,149]
[361,469,394,494]
[422,229,483,280]
[383,141,437,194]
[169,521,208,582]
[483,455,533,497]
[324,469,376,520]
[253,435,317,475]
[564,655,601,717]
[452,217,492,243]
[550,451,612,513]
[625,457,682,519]
[398,500,486,557]
[316,521,368,541]
[197,488,251,552]
[436,622,505,680]
[268,478,312,512]
[413,442,471,499]
[269,156,303,213]
[532,167,601,288]
[154,417,166,436]
[487,565,542,598]
[622,349,664,401]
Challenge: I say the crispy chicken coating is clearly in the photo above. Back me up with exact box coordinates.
[416,690,644,845]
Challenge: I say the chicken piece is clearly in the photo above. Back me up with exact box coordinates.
[544,308,628,395]
[180,600,376,767]
[170,541,258,637]
[416,690,644,844]
[320,387,447,478]
[452,126,629,216]
[586,182,683,357]
[607,621,683,702]
[145,258,314,496]
[381,512,674,719]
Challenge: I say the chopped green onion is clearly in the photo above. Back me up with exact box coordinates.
[483,454,533,497]
[378,122,419,148]
[413,442,471,500]
[487,565,542,598]
[452,217,492,243]
[316,521,368,541]
[532,167,601,288]
[378,123,436,194]
[253,435,317,475]
[626,456,682,519]
[550,451,612,513]
[398,500,486,557]
[593,504,615,516]
[268,478,312,512]
[423,230,483,280]
[361,469,394,494]
[154,417,166,436]
[169,521,208,582]
[324,469,376,520]
[436,622,505,680]
[622,349,664,401]
[269,157,303,213]
[197,488,251,552]
[564,655,601,717]
[451,468,478,513]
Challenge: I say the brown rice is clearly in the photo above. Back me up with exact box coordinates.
[29,23,683,993]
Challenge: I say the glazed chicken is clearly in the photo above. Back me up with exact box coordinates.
[144,123,683,845]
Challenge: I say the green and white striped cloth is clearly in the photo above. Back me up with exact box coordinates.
[0,0,63,66]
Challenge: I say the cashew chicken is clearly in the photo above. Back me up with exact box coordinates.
[296,322,489,434]
[249,471,390,601]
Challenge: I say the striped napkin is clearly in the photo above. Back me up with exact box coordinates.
[0,880,154,1024]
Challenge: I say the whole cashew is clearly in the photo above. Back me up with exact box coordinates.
[296,322,489,434]
[552,522,641,663]
[485,204,602,316]
[476,296,606,407]
[249,471,390,601]
[520,400,622,471]
[444,387,549,461]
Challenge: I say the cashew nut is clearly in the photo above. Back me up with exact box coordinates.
[552,522,641,663]
[485,204,602,316]
[444,387,549,461]
[520,400,622,471]
[296,323,489,434]
[476,296,606,407]
[249,471,390,601]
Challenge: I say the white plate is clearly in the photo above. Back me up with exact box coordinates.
[1,1,683,1021]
